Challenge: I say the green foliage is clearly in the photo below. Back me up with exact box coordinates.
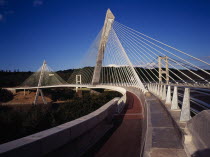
[44,88,75,101]
[0,71,32,87]
[0,69,74,88]
[0,89,14,102]
[0,91,121,144]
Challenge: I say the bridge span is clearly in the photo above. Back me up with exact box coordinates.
[1,86,191,157]
[1,8,210,157]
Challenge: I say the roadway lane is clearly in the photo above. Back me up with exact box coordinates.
[84,91,143,157]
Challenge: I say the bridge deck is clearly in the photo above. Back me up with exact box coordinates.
[84,91,143,157]
[43,87,188,156]
[146,94,187,157]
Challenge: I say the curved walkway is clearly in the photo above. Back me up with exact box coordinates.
[84,91,143,157]
[145,94,187,157]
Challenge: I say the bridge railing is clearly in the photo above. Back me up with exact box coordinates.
[147,80,210,88]
[147,83,210,122]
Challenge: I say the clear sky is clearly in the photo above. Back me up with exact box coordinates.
[0,0,210,71]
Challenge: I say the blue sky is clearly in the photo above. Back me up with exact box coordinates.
[0,0,210,71]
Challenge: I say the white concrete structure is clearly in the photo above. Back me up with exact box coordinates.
[171,86,179,110]
[165,85,171,104]
[180,88,191,121]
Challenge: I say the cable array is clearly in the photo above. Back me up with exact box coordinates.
[68,29,102,84]
[100,28,144,88]
[22,20,210,88]
[113,21,210,84]
[68,26,145,88]
[20,63,67,87]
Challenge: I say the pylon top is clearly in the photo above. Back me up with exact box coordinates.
[106,9,115,20]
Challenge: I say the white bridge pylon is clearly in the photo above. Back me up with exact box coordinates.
[20,60,67,104]
[69,9,146,91]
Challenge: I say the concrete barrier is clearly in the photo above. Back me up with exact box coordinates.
[0,95,123,157]
[3,88,16,94]
[117,93,126,113]
[90,85,127,113]
[187,110,210,156]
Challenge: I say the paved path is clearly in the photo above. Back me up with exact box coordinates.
[47,89,188,157]
[146,94,187,157]
[84,91,143,157]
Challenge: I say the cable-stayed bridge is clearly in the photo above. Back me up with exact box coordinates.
[10,9,210,113]
[4,9,210,157]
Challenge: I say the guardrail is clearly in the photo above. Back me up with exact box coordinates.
[146,83,210,156]
[147,83,210,122]
[90,85,127,113]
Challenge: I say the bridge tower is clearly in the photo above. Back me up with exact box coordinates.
[92,9,115,85]
[75,74,82,92]
[33,60,47,105]
[158,56,169,84]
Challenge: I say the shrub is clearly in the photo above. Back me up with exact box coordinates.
[0,89,14,102]
[44,88,75,101]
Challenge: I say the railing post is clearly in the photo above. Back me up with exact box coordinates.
[180,88,191,122]
[152,84,154,93]
[155,84,158,95]
[152,84,155,93]
[150,84,152,92]
[171,86,179,110]
[157,84,160,96]
[159,85,163,99]
[162,85,166,100]
[166,85,171,104]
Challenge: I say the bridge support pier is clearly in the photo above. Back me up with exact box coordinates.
[33,89,47,105]
[158,56,169,84]
[75,74,82,93]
